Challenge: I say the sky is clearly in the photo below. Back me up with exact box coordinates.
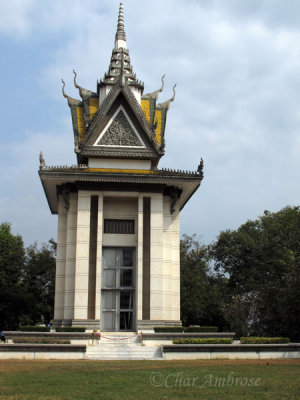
[0,0,300,246]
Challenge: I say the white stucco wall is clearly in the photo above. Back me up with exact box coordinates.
[88,159,151,170]
[163,197,180,322]
[54,195,67,320]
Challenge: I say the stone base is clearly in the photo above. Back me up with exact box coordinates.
[52,319,100,330]
[137,320,182,331]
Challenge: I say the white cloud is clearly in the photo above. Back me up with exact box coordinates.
[0,0,38,37]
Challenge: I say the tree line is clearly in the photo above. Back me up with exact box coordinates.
[0,223,55,330]
[1,205,299,339]
[181,206,300,340]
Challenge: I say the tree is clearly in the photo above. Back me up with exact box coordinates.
[0,222,56,329]
[22,241,56,326]
[211,206,300,340]
[180,234,229,329]
[0,223,26,330]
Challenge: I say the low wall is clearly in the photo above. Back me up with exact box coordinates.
[0,344,86,360]
[142,333,235,346]
[162,344,300,360]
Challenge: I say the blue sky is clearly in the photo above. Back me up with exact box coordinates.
[1,0,300,246]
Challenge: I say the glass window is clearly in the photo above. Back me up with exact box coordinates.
[103,291,116,309]
[122,248,133,266]
[104,269,116,288]
[102,249,116,267]
[120,311,133,330]
[120,269,133,287]
[120,291,133,309]
[103,311,115,331]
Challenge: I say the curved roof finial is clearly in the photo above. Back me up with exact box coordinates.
[72,69,95,98]
[157,83,177,109]
[61,79,68,99]
[115,3,127,48]
[73,69,80,90]
[143,74,165,100]
[160,74,165,93]
[170,83,177,102]
[61,78,81,106]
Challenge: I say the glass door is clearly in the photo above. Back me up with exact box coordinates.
[101,248,135,331]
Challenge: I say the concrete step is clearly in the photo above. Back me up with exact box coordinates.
[86,344,162,360]
[86,332,162,360]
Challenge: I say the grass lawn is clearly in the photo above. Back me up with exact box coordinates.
[0,359,299,400]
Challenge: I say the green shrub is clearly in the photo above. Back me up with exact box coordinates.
[55,327,86,332]
[18,326,50,332]
[173,338,232,344]
[184,326,218,333]
[154,327,184,333]
[13,337,71,344]
[240,337,290,344]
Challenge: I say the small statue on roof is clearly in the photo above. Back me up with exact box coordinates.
[197,157,204,178]
[39,151,45,169]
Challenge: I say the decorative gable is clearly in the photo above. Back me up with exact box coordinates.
[60,3,176,167]
[94,106,145,148]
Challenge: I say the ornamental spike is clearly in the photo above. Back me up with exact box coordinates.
[115,3,127,48]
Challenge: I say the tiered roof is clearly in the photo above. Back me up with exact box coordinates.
[60,3,180,165]
[39,3,204,213]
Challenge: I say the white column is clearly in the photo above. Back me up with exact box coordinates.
[137,195,143,321]
[73,190,91,320]
[95,193,103,321]
[150,193,164,320]
[171,207,181,321]
[54,196,67,320]
[162,197,173,321]
[64,193,78,320]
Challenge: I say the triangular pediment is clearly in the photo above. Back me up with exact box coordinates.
[78,84,164,163]
[94,106,145,148]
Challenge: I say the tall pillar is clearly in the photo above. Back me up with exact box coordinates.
[53,195,67,321]
[150,193,164,320]
[95,193,103,321]
[137,195,143,321]
[171,206,181,321]
[73,190,91,321]
[63,192,78,322]
[162,196,173,321]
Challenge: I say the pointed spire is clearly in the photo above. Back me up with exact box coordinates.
[115,3,127,49]
[99,3,143,96]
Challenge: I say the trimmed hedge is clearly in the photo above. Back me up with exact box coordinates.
[240,337,290,344]
[55,327,86,332]
[154,327,184,333]
[18,326,50,332]
[184,326,218,333]
[154,326,219,333]
[13,337,71,344]
[173,338,232,344]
